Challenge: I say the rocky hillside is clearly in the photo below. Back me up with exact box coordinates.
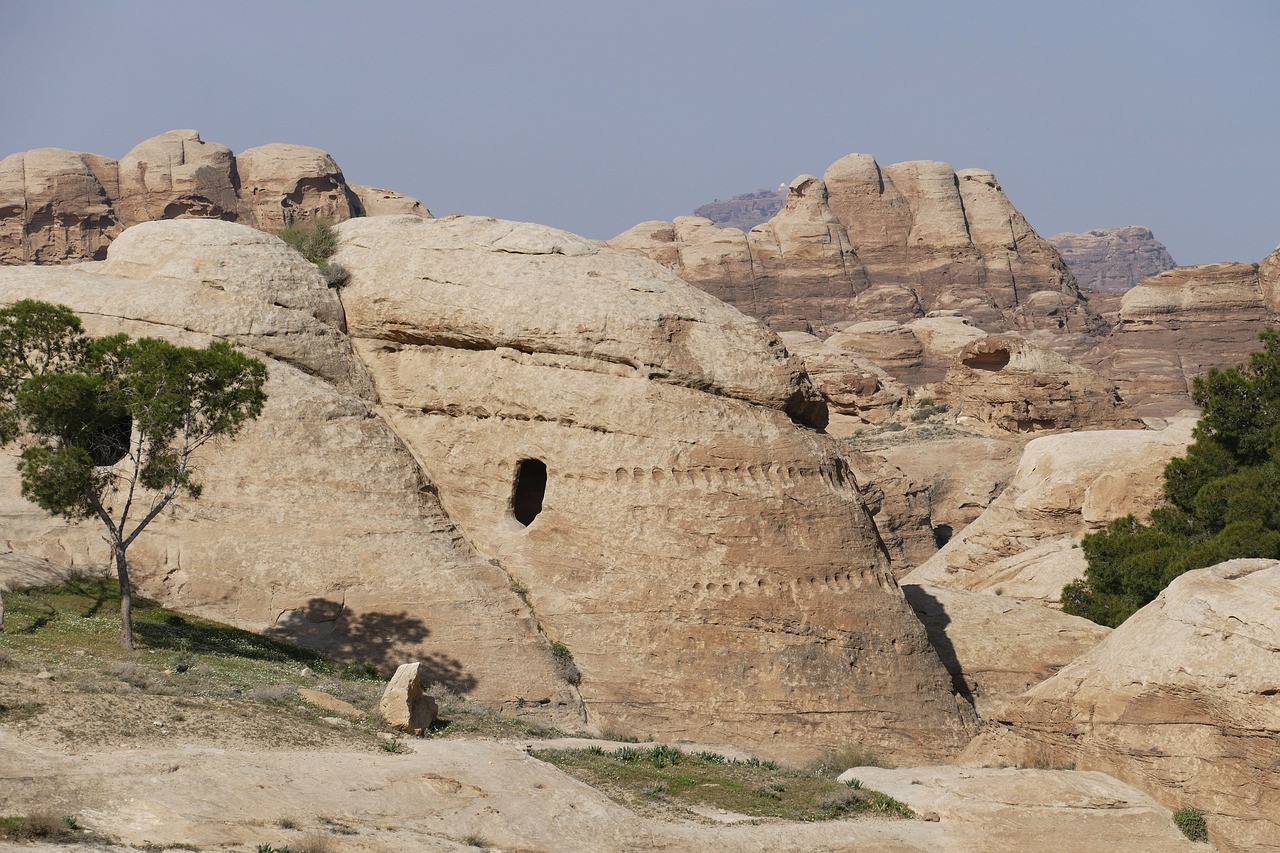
[0,129,427,264]
[1049,226,1176,294]
[611,155,1102,350]
[693,186,786,231]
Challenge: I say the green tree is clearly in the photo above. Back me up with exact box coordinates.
[1064,327,1280,626]
[0,300,267,648]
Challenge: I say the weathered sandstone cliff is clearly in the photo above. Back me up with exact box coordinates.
[610,155,1101,345]
[0,130,428,265]
[0,216,976,762]
[1049,226,1176,294]
[966,559,1280,853]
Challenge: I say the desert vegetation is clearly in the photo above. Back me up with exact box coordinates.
[1064,329,1280,626]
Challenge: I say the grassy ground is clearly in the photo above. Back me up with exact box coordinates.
[532,744,913,823]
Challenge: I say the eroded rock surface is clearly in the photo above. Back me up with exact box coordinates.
[610,154,1100,344]
[966,559,1280,853]
[1049,226,1176,294]
[903,418,1196,603]
[0,130,429,265]
[333,214,975,762]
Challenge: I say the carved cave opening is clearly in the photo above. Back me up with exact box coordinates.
[963,348,1011,371]
[511,458,548,527]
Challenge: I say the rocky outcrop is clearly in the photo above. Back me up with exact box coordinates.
[966,559,1280,853]
[0,130,429,265]
[842,449,935,573]
[693,186,785,232]
[1086,252,1280,415]
[1049,226,1176,294]
[1,215,975,764]
[903,418,1196,604]
[940,335,1140,433]
[611,154,1101,344]
[332,214,974,762]
[777,331,907,433]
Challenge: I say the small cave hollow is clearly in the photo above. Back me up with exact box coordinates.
[511,458,548,527]
[963,348,1011,371]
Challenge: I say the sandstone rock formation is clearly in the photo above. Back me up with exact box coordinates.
[939,335,1140,433]
[777,331,908,433]
[0,219,577,727]
[842,449,935,573]
[0,130,429,265]
[1086,250,1280,416]
[332,214,974,762]
[903,418,1196,604]
[379,661,438,734]
[693,186,786,232]
[1,215,975,763]
[1049,226,1176,294]
[966,559,1280,853]
[903,583,1110,717]
[611,154,1101,344]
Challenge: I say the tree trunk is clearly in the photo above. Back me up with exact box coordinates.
[115,542,134,650]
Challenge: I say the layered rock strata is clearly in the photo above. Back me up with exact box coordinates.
[966,559,1280,853]
[611,155,1101,344]
[333,214,976,761]
[1086,249,1280,415]
[1,215,976,763]
[0,130,429,265]
[1049,226,1176,294]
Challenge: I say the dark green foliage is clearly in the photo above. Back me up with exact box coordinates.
[0,301,267,648]
[1064,329,1280,626]
[1173,807,1208,842]
[278,219,338,265]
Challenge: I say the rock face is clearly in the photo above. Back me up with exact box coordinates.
[1049,226,1176,294]
[693,186,786,232]
[1,215,975,763]
[0,130,429,265]
[939,335,1140,433]
[903,419,1196,604]
[967,559,1280,853]
[777,331,907,433]
[0,219,577,727]
[611,155,1100,343]
[1086,251,1280,415]
[333,214,974,762]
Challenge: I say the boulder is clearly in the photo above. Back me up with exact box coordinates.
[115,129,239,226]
[967,559,1280,853]
[333,214,976,762]
[903,418,1196,603]
[350,184,432,218]
[379,661,439,734]
[234,143,362,231]
[1049,226,1176,294]
[778,331,907,433]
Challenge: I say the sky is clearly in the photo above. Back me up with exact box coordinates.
[3,1,1278,267]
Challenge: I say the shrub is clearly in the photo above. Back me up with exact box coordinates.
[1174,807,1208,842]
[549,640,581,685]
[1065,329,1280,626]
[278,220,338,265]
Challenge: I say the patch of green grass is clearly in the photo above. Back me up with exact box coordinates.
[532,746,914,822]
[0,810,104,843]
[422,687,561,741]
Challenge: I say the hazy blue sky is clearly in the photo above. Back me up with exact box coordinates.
[4,1,1277,266]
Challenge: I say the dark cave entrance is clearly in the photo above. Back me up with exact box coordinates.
[511,458,547,527]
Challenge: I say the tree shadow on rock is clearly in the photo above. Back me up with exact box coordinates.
[266,598,478,696]
[902,584,973,705]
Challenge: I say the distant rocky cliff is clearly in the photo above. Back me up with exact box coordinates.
[612,155,1102,349]
[0,129,427,265]
[1049,226,1176,294]
[693,187,785,232]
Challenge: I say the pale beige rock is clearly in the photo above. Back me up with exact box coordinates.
[235,143,361,231]
[779,331,907,431]
[940,335,1140,433]
[115,130,239,226]
[903,583,1110,717]
[903,418,1196,602]
[0,147,121,264]
[843,449,936,573]
[968,560,1280,853]
[379,661,438,734]
[350,184,431,218]
[334,214,975,763]
[839,766,1210,853]
[826,320,925,374]
[611,154,1098,342]
[1086,260,1277,415]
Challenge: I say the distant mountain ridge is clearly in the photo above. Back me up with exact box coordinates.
[693,187,786,232]
[1049,226,1176,294]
